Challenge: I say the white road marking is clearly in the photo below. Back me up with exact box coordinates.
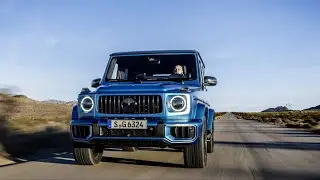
[54,157,75,161]
[15,158,28,162]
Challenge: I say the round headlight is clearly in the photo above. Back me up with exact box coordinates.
[170,96,186,112]
[80,96,94,112]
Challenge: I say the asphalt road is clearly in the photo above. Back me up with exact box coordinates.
[0,113,320,180]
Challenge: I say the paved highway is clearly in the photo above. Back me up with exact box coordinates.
[0,113,320,179]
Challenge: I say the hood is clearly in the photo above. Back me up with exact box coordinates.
[94,82,200,94]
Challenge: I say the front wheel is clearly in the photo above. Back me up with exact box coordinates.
[183,118,208,168]
[207,131,214,153]
[73,143,104,165]
[207,122,214,153]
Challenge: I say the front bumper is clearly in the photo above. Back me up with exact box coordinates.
[69,118,203,148]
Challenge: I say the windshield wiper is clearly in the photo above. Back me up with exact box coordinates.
[106,79,143,84]
[152,75,188,84]
[105,79,128,82]
[105,73,145,84]
[106,74,189,84]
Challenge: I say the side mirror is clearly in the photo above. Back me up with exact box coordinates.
[91,78,101,88]
[80,88,91,94]
[204,76,217,86]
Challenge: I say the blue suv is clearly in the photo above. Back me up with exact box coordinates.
[70,50,217,168]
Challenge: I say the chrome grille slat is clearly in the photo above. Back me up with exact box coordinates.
[147,96,150,114]
[157,96,160,111]
[113,96,116,113]
[143,96,145,114]
[117,96,120,113]
[108,96,111,113]
[138,96,141,114]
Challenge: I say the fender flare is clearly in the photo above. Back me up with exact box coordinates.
[207,108,215,133]
[194,103,211,133]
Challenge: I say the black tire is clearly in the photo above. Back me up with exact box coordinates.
[207,130,214,153]
[122,146,137,152]
[183,117,208,168]
[73,143,104,165]
[207,121,214,153]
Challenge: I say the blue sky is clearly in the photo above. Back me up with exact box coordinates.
[0,0,319,112]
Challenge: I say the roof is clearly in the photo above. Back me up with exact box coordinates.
[109,50,199,56]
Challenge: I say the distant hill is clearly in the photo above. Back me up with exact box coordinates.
[304,105,320,111]
[1,92,77,106]
[262,106,290,112]
[12,95,28,98]
[42,99,77,106]
[1,93,73,133]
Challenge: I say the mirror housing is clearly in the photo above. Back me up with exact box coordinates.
[80,88,91,94]
[91,78,101,88]
[204,76,217,86]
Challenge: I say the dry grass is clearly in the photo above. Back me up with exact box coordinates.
[0,93,73,157]
[232,111,320,133]
[216,112,227,117]
[215,112,227,119]
[3,94,72,133]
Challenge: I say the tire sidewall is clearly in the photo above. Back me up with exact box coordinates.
[202,117,208,165]
[207,120,214,153]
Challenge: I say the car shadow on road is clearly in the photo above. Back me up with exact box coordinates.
[35,153,75,165]
[137,147,182,152]
[215,141,320,151]
[101,156,185,168]
[31,152,185,168]
[5,148,185,168]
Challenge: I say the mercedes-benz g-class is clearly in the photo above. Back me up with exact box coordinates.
[70,50,217,168]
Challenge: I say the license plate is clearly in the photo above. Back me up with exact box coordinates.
[109,120,147,129]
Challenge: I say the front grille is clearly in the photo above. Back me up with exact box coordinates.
[98,95,162,114]
[100,127,164,137]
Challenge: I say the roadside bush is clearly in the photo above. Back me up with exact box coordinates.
[232,111,320,130]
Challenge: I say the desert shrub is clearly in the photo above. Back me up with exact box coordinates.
[232,111,320,129]
[216,112,227,117]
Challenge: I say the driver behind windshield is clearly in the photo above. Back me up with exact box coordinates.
[173,65,184,75]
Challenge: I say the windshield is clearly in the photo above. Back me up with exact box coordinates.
[104,54,198,82]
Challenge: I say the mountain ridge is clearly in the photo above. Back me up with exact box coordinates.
[41,99,77,106]
[262,104,320,112]
[304,105,320,111]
